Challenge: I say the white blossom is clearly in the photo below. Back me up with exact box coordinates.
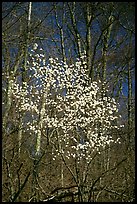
[11,45,123,162]
[33,43,38,50]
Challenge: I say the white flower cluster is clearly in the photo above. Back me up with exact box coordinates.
[12,44,123,161]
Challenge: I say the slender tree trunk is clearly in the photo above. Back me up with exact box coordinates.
[32,85,49,200]
[101,14,114,177]
[102,14,114,81]
[35,93,46,156]
[54,3,67,63]
[128,34,132,143]
[18,2,32,156]
[85,3,93,80]
[61,160,64,187]
[60,28,66,63]
[128,66,132,128]
[68,2,82,58]
[57,131,64,187]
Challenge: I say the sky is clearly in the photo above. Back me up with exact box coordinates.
[2,2,135,104]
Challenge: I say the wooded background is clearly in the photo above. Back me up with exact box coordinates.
[2,2,135,202]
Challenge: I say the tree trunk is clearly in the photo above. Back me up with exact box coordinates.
[18,2,32,156]
[127,34,132,145]
[86,3,93,81]
[68,2,82,58]
[54,3,67,63]
[102,14,114,81]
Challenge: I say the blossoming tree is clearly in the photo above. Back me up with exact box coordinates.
[12,43,123,201]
